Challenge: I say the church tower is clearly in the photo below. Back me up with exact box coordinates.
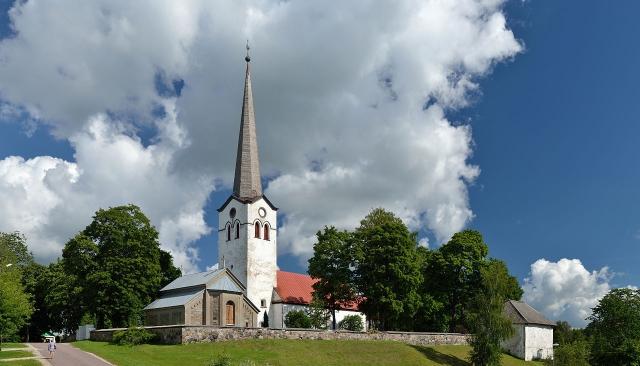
[217,45,278,326]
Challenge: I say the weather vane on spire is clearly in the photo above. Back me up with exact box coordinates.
[245,40,251,62]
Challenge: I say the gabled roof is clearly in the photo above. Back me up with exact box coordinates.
[273,270,359,311]
[207,274,244,293]
[217,194,278,213]
[160,267,247,293]
[160,268,225,291]
[504,300,555,327]
[144,288,202,310]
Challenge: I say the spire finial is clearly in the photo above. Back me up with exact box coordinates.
[245,40,251,62]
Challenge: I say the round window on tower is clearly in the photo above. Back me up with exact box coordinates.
[258,207,266,218]
[230,208,236,219]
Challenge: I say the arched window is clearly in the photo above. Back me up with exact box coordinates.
[226,224,231,241]
[225,301,235,325]
[235,222,240,239]
[254,222,261,238]
[264,223,270,241]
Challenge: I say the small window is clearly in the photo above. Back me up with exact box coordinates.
[264,223,270,241]
[254,222,261,238]
[235,222,240,239]
[261,299,266,308]
[226,224,231,241]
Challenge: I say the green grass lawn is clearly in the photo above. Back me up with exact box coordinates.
[0,350,32,360]
[74,340,543,366]
[0,343,27,349]
[1,360,42,366]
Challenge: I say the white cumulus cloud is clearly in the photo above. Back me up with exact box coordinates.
[0,105,212,273]
[523,258,611,328]
[0,0,523,270]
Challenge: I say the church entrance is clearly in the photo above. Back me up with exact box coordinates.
[226,301,235,325]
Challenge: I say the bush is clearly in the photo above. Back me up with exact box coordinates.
[207,354,231,366]
[544,341,590,366]
[338,315,363,331]
[284,310,312,328]
[112,327,157,346]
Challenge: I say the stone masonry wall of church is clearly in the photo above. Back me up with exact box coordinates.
[91,326,470,346]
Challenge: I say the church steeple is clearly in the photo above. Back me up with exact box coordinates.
[233,42,262,200]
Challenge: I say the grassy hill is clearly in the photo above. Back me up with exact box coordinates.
[74,340,543,366]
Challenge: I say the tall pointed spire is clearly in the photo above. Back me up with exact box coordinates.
[233,42,262,200]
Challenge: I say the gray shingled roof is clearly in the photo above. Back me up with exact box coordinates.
[504,300,556,326]
[207,275,243,293]
[232,55,262,200]
[160,268,224,291]
[144,288,202,310]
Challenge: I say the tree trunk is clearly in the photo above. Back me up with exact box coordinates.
[331,309,337,330]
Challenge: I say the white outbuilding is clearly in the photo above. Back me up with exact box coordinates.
[502,300,555,361]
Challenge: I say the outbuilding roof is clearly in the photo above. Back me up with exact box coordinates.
[144,288,202,310]
[504,300,556,326]
[207,274,244,293]
[160,268,225,291]
[273,270,359,311]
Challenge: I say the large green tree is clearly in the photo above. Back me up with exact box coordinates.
[414,246,447,332]
[159,249,181,288]
[353,208,422,331]
[588,288,640,366]
[0,241,32,348]
[467,260,516,366]
[81,205,165,328]
[424,230,489,332]
[308,226,357,330]
[0,232,33,268]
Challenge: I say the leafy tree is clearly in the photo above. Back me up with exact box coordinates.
[44,261,85,333]
[353,208,422,331]
[159,249,181,288]
[467,261,514,366]
[338,315,364,331]
[308,226,357,330]
[545,340,590,366]
[0,232,33,268]
[21,261,52,340]
[81,205,164,328]
[0,258,32,348]
[587,288,640,366]
[425,230,489,332]
[307,296,330,330]
[554,320,587,346]
[485,259,523,301]
[415,247,448,332]
[284,310,312,329]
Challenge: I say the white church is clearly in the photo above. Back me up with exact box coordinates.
[143,48,364,329]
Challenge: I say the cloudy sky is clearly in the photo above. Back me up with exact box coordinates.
[0,0,638,327]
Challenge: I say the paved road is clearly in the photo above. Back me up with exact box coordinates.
[30,343,112,366]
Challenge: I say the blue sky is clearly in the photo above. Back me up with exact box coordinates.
[469,0,640,285]
[0,0,636,326]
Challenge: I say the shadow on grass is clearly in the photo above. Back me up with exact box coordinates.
[411,346,470,366]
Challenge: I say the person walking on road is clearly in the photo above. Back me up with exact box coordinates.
[47,338,56,359]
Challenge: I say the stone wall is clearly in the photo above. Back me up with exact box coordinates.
[91,326,470,346]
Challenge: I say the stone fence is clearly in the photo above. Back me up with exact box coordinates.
[91,326,470,346]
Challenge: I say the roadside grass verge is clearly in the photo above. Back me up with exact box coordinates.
[0,350,32,360]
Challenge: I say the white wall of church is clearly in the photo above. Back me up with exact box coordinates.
[218,197,277,327]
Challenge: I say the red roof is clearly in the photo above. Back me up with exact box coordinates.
[274,270,360,311]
